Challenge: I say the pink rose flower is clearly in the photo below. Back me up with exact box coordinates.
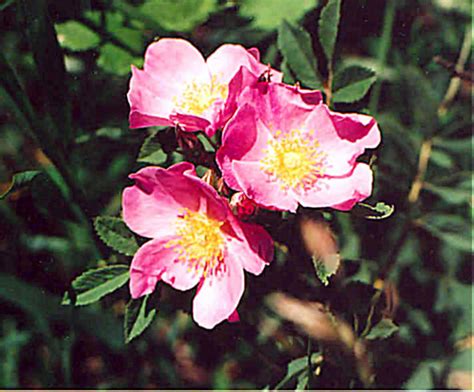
[217,82,381,212]
[122,162,274,329]
[127,38,282,136]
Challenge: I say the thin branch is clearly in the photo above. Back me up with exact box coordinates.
[438,28,472,115]
[407,139,433,204]
[433,56,473,82]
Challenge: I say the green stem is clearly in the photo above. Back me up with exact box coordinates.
[369,0,397,114]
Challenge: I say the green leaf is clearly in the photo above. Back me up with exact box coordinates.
[434,136,473,154]
[318,0,341,64]
[83,10,143,53]
[332,65,377,103]
[97,43,142,76]
[345,259,378,284]
[93,216,139,256]
[239,0,316,31]
[435,279,473,340]
[124,295,157,343]
[275,357,307,389]
[365,318,399,340]
[0,170,41,200]
[354,202,395,220]
[449,348,473,372]
[313,254,339,286]
[62,265,130,306]
[55,21,100,51]
[419,214,472,253]
[399,66,439,135]
[429,149,454,169]
[280,59,296,84]
[141,0,216,32]
[296,372,309,390]
[0,273,123,350]
[424,182,471,205]
[0,0,16,11]
[404,360,443,389]
[275,355,321,389]
[277,20,322,89]
[138,131,167,165]
[197,133,215,153]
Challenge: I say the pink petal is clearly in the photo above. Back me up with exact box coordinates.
[226,221,274,276]
[297,86,324,105]
[181,170,230,223]
[170,112,211,133]
[329,110,381,148]
[122,163,228,239]
[129,238,177,298]
[161,256,201,291]
[217,104,273,190]
[295,163,373,209]
[227,309,240,323]
[232,160,299,212]
[128,38,210,129]
[122,166,198,238]
[192,251,245,329]
[237,83,317,133]
[247,47,260,60]
[206,44,282,85]
[303,105,368,176]
[128,66,176,129]
[220,66,260,129]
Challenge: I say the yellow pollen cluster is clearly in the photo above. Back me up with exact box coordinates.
[260,129,326,190]
[173,76,228,116]
[165,209,225,278]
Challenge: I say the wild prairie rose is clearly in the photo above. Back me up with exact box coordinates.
[127,38,282,136]
[122,162,273,329]
[217,82,381,212]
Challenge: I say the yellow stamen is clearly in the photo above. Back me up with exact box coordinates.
[173,76,228,116]
[260,129,326,190]
[165,209,225,278]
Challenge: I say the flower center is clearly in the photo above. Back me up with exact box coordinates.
[260,129,327,190]
[166,209,225,278]
[173,76,228,116]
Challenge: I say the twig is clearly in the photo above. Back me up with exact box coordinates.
[324,69,333,107]
[433,56,473,82]
[360,290,383,337]
[438,28,472,115]
[407,139,433,204]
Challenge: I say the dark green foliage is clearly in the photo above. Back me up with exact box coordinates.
[365,318,399,340]
[332,65,377,103]
[0,171,41,199]
[124,295,157,343]
[277,20,322,89]
[138,130,167,164]
[0,0,472,389]
[94,216,139,256]
[62,265,130,306]
[318,0,341,64]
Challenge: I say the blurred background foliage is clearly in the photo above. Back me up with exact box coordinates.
[0,0,472,389]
